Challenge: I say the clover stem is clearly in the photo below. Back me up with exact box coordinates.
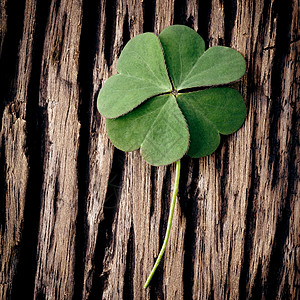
[144,159,181,288]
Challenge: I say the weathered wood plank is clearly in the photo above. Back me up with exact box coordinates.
[33,0,82,298]
[0,0,36,298]
[191,1,299,299]
[81,0,115,297]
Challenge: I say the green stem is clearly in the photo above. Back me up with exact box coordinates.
[144,160,181,288]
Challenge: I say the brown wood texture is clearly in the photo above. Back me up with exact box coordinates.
[0,0,299,299]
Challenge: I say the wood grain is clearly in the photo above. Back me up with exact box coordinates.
[0,0,299,299]
[33,0,82,298]
[0,0,35,298]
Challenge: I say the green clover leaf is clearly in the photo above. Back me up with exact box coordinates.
[98,32,172,118]
[106,94,189,166]
[98,25,246,166]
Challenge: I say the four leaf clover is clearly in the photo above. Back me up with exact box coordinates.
[97,25,246,166]
[97,25,247,288]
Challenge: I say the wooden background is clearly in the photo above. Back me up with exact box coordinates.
[0,0,299,299]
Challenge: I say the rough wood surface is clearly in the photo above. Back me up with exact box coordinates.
[0,0,299,299]
[33,1,82,298]
[0,0,35,298]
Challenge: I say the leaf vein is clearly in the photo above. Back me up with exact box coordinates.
[141,97,172,146]
[124,49,167,87]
